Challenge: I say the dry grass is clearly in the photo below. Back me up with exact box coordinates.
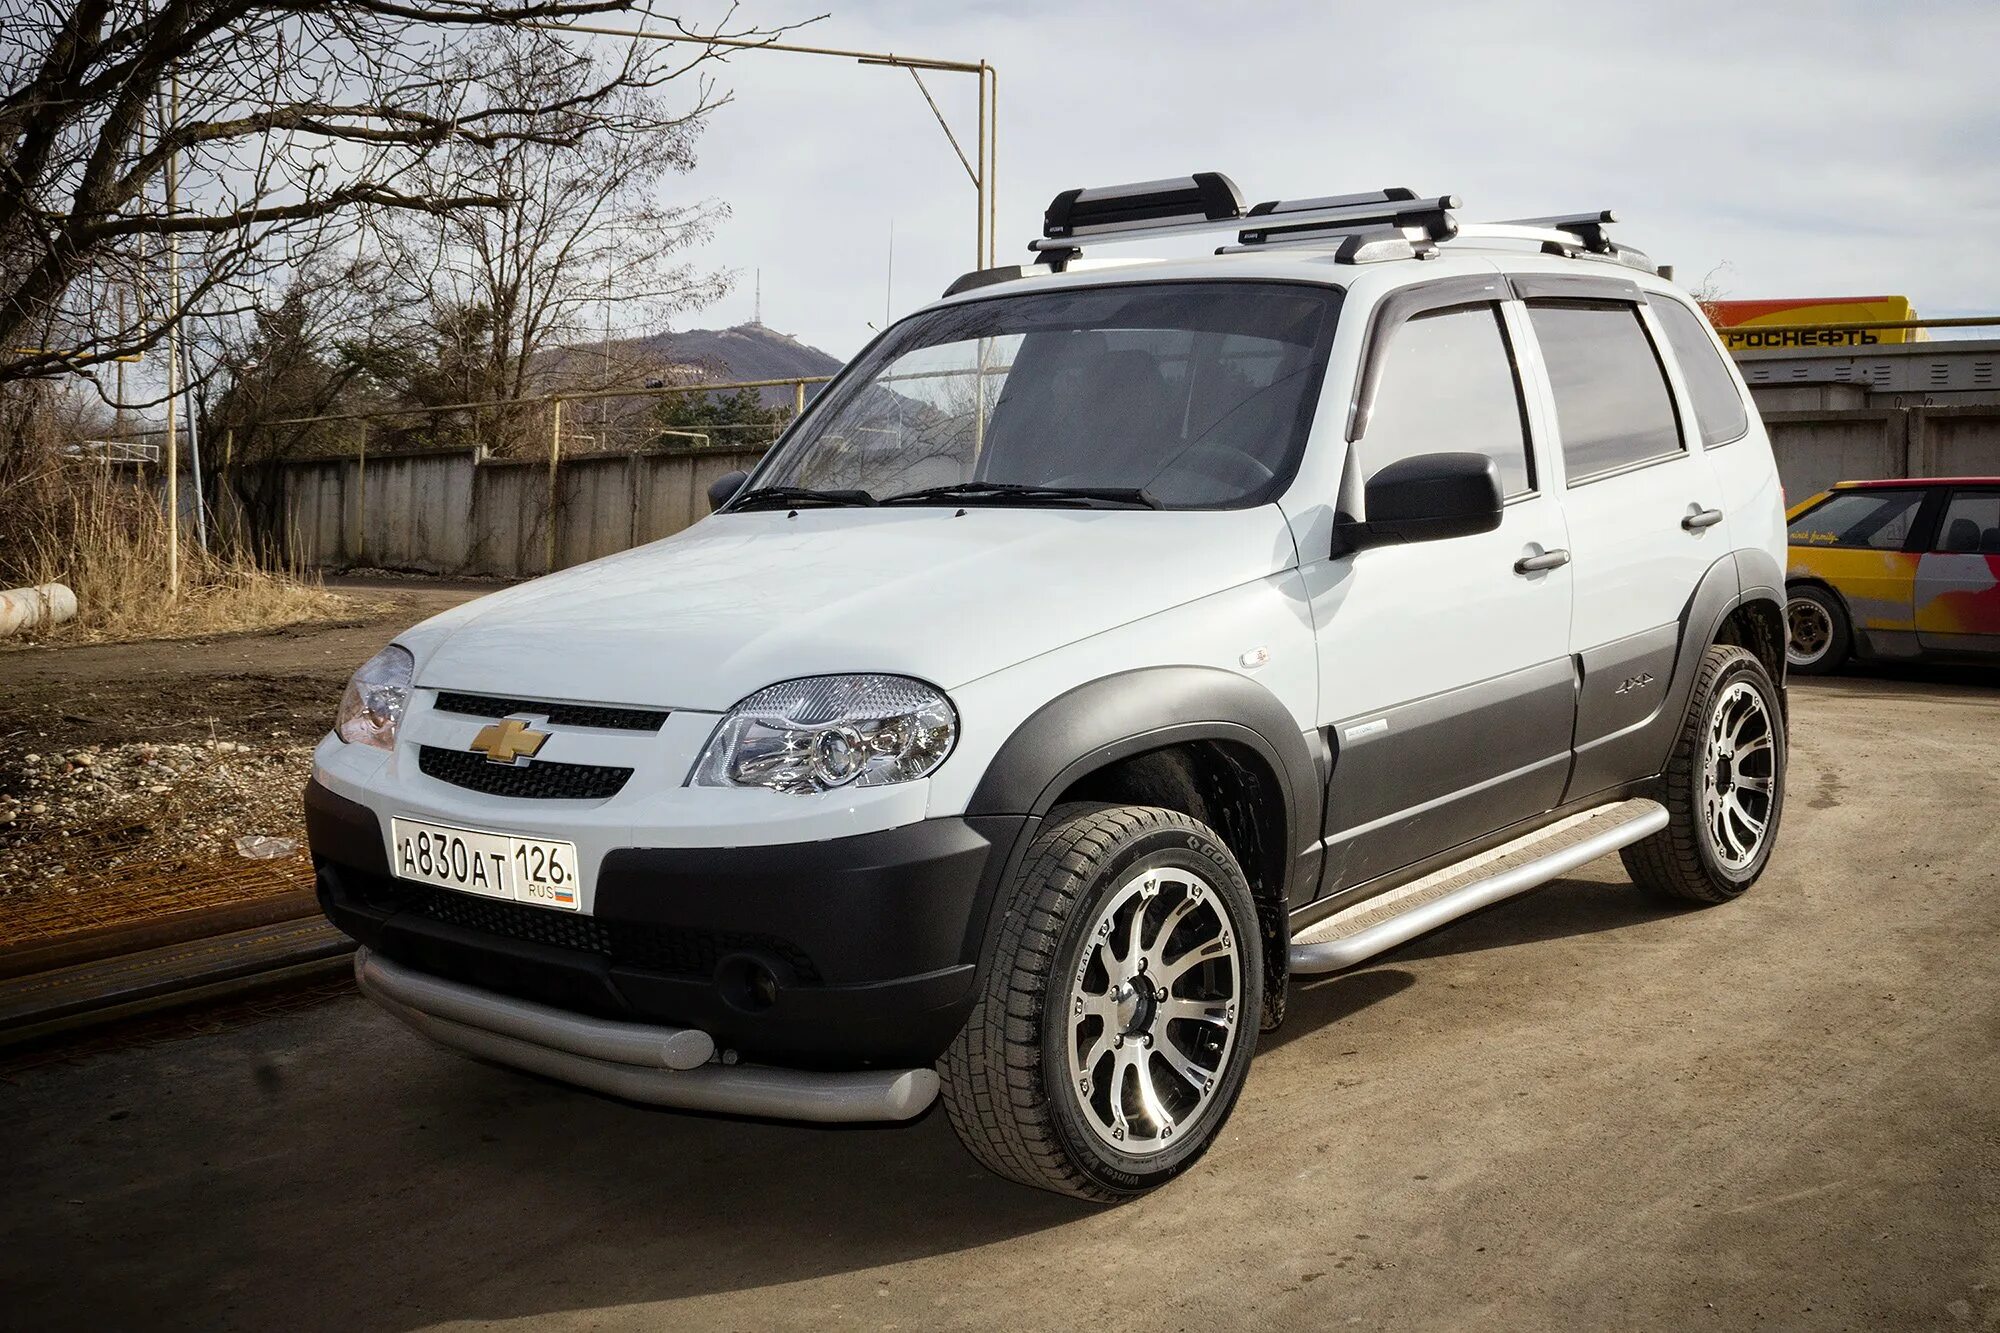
[5,475,347,644]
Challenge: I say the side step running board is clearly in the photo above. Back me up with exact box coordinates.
[1288,798,1668,976]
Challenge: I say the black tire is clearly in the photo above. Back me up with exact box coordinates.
[1622,644,1787,905]
[939,803,1264,1202]
[1785,584,1850,675]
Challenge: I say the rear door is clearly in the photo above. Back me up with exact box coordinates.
[1512,276,1730,801]
[1650,294,1787,561]
[1916,486,2000,655]
[1306,276,1575,892]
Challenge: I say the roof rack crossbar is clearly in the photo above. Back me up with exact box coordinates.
[1237,193,1459,246]
[1215,223,1436,262]
[1496,210,1618,252]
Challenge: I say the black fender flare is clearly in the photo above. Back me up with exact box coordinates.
[961,666,1323,1019]
[967,666,1321,871]
[1653,551,1787,773]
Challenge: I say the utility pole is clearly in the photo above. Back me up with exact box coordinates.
[160,79,180,597]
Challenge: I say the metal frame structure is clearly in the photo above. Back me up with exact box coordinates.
[537,22,999,267]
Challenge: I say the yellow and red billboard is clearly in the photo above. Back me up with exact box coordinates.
[1706,296,1920,350]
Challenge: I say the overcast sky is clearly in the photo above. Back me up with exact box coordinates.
[654,0,2000,359]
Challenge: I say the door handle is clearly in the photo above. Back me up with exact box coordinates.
[1514,548,1571,574]
[1682,507,1725,531]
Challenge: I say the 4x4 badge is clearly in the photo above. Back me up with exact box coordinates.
[469,717,549,765]
[1615,672,1656,696]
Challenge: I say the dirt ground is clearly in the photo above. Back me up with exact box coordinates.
[1,668,1995,1331]
[0,578,494,938]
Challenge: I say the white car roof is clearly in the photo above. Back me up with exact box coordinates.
[926,240,1686,317]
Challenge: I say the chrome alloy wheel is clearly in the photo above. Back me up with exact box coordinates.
[1064,867,1243,1156]
[1786,596,1834,667]
[1701,680,1778,870]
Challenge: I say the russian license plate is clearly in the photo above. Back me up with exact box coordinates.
[390,817,582,912]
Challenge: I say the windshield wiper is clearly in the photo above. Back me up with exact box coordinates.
[730,485,878,511]
[880,481,1164,510]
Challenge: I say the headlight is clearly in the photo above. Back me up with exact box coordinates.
[336,645,414,749]
[692,674,956,794]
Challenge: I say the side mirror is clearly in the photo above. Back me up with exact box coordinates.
[707,469,749,512]
[1337,451,1503,553]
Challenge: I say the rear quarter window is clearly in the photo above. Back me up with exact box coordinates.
[1653,298,1751,447]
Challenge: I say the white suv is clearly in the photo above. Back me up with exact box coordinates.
[308,177,1790,1201]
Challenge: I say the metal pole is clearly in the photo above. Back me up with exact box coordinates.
[987,64,998,267]
[540,23,983,71]
[974,63,987,269]
[115,288,128,438]
[161,80,180,598]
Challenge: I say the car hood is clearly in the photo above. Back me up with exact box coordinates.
[406,506,1300,711]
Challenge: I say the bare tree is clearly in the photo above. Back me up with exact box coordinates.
[0,1,798,396]
[372,29,730,453]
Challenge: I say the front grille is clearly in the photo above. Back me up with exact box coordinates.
[432,691,668,732]
[418,745,632,800]
[355,874,820,983]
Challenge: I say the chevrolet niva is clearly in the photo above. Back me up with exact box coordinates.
[308,177,1790,1200]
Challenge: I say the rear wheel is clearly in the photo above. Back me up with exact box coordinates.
[940,803,1262,1201]
[1785,584,1850,675]
[1623,644,1787,905]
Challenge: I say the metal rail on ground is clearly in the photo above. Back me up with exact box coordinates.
[0,898,353,1049]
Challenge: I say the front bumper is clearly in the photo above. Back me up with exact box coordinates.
[355,947,939,1123]
[306,779,1025,1071]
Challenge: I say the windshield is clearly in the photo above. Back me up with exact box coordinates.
[742,281,1342,509]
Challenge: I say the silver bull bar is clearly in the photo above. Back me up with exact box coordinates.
[354,947,940,1124]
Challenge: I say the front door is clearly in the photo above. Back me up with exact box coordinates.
[1305,289,1575,895]
[1916,486,2000,655]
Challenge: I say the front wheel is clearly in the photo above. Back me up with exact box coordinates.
[940,803,1263,1201]
[1622,644,1787,905]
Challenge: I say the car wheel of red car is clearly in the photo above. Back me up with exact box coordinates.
[1785,584,1849,675]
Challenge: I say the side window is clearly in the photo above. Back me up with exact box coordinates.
[1653,298,1751,447]
[1360,303,1533,498]
[1527,300,1683,483]
[1935,490,2000,554]
[1788,490,1924,550]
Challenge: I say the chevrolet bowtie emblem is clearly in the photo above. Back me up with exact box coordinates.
[469,717,549,765]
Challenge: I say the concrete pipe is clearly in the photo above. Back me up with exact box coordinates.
[0,583,79,638]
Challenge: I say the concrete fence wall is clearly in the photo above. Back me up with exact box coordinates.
[230,405,2000,578]
[1762,405,2000,501]
[248,444,767,578]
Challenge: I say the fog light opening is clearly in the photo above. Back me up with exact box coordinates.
[715,953,786,1013]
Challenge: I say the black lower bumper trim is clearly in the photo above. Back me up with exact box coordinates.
[304,779,1020,1068]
